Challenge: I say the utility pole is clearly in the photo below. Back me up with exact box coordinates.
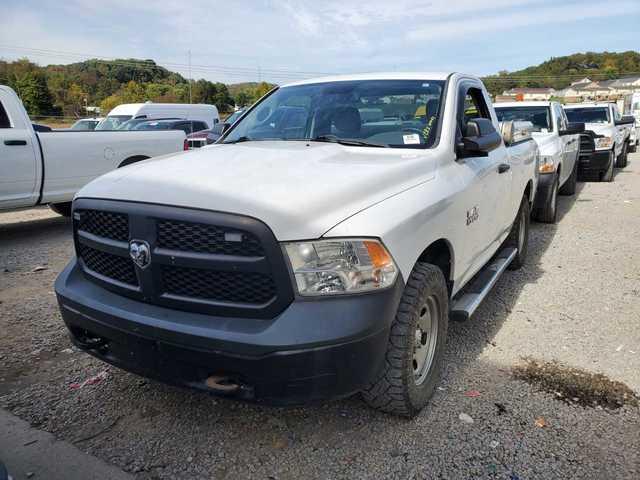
[188,50,192,104]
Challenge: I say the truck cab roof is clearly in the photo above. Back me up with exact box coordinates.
[282,72,454,87]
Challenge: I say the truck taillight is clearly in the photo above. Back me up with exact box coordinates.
[183,139,189,151]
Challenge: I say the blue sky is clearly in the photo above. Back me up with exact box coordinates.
[1,0,639,84]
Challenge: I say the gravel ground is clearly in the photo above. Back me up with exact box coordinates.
[1,154,640,479]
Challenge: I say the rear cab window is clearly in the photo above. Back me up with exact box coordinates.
[0,100,11,128]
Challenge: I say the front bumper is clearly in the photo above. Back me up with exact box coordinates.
[55,260,403,405]
[578,150,612,174]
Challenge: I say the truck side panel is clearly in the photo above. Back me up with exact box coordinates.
[38,130,186,204]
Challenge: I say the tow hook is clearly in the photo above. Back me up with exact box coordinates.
[205,375,240,394]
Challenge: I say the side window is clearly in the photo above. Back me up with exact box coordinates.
[457,86,491,136]
[195,121,206,132]
[178,123,192,134]
[0,100,11,128]
[554,105,567,131]
[612,105,621,121]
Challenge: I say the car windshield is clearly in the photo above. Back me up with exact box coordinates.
[495,106,551,132]
[95,115,132,130]
[133,121,173,130]
[565,108,609,124]
[223,79,445,148]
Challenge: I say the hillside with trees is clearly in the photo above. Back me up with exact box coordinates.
[0,58,273,118]
[482,51,640,96]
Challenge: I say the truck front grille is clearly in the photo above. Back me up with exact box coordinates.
[77,209,129,241]
[78,244,138,286]
[73,200,293,318]
[157,220,265,257]
[162,266,276,304]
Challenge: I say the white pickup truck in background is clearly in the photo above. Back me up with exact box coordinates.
[495,101,583,223]
[0,85,187,216]
[564,102,635,181]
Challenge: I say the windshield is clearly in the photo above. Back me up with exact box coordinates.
[223,79,445,148]
[95,115,132,130]
[224,110,244,125]
[495,106,551,132]
[565,108,609,124]
[133,122,173,130]
[71,120,98,130]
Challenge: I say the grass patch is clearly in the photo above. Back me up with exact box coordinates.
[513,358,638,410]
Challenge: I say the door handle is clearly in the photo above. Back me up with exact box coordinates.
[498,163,510,174]
[4,140,27,146]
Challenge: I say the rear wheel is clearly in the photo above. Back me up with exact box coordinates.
[533,174,558,223]
[559,161,577,196]
[362,263,448,417]
[49,202,72,217]
[616,142,628,168]
[505,194,530,270]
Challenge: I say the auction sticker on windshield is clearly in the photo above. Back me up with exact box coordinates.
[403,133,421,144]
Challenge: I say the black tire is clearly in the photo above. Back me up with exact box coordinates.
[601,150,614,182]
[362,263,448,417]
[533,174,558,223]
[49,202,72,217]
[615,142,628,168]
[629,141,637,154]
[559,160,578,196]
[505,194,530,270]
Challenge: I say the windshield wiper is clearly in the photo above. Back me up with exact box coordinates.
[310,135,388,148]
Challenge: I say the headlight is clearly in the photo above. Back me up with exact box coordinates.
[595,136,613,150]
[283,239,398,296]
[539,156,555,174]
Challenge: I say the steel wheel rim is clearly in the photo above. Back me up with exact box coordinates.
[413,295,440,386]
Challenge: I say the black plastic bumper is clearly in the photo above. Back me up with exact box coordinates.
[55,260,404,405]
[579,150,611,174]
[533,172,556,211]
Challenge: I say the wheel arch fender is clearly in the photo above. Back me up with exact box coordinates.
[416,238,455,296]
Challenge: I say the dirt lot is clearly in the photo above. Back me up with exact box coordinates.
[1,154,640,479]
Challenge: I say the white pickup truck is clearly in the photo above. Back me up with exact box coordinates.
[495,101,583,223]
[55,73,538,417]
[0,85,187,216]
[564,102,635,181]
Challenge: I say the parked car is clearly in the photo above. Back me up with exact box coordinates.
[95,102,219,130]
[186,109,248,148]
[70,117,103,130]
[132,119,209,135]
[56,72,539,417]
[564,102,634,180]
[0,85,187,216]
[495,101,583,223]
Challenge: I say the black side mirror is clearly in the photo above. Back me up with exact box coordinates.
[559,122,585,136]
[615,115,635,126]
[457,118,502,158]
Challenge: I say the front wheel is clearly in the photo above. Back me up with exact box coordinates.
[616,142,628,168]
[506,194,530,270]
[362,263,448,417]
[601,150,614,182]
[559,161,578,196]
[49,202,72,217]
[533,174,558,223]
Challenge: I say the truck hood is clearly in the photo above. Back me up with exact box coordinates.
[583,123,613,136]
[77,141,437,240]
[531,132,560,156]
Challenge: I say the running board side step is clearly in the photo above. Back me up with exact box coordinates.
[449,247,517,322]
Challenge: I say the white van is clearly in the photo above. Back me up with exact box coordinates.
[96,102,219,130]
